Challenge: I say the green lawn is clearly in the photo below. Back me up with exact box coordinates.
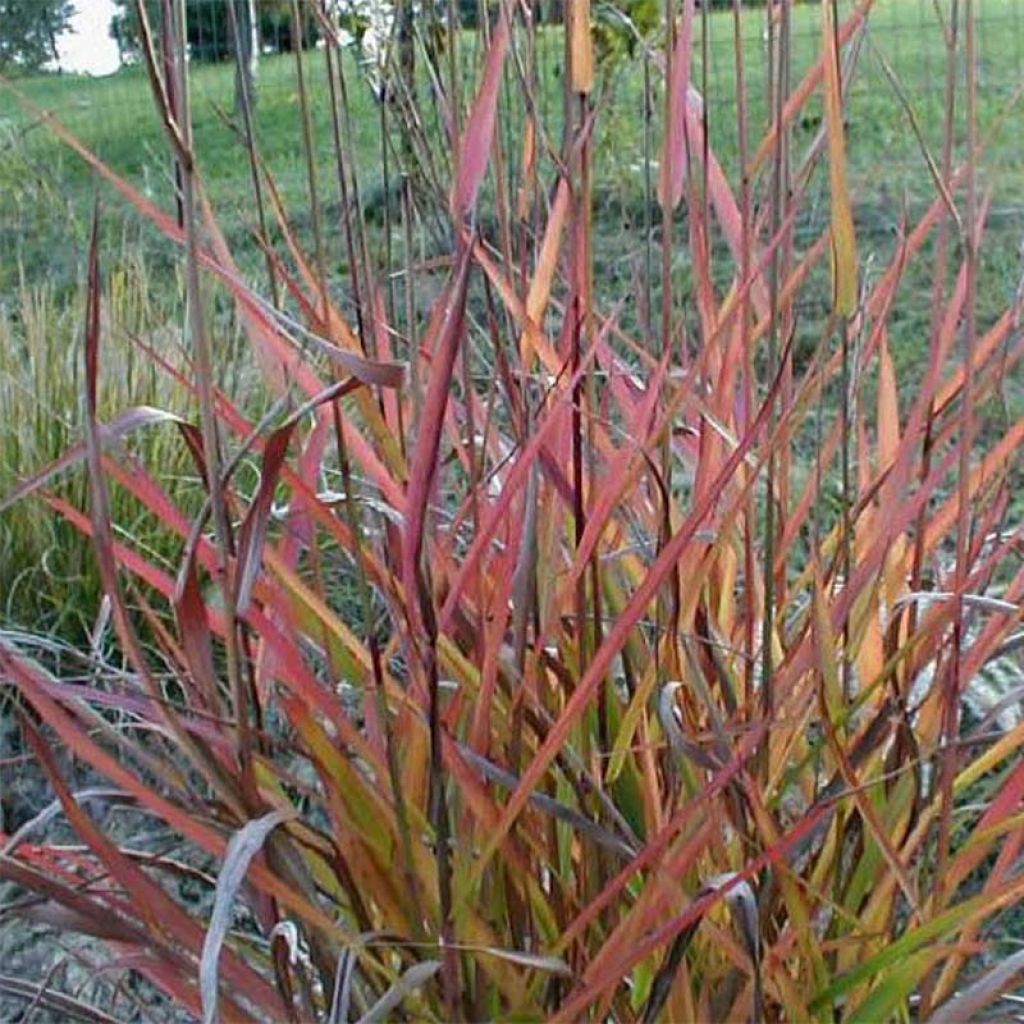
[0,46,387,292]
[3,0,1023,298]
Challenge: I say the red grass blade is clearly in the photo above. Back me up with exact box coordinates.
[658,0,696,210]
[235,423,296,613]
[451,12,510,218]
[402,249,471,625]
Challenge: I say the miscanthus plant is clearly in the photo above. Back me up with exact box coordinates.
[3,0,1024,1020]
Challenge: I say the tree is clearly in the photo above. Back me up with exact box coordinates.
[257,0,321,53]
[110,0,319,65]
[111,0,235,63]
[0,0,75,71]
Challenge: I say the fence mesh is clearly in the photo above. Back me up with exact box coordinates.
[2,0,1023,296]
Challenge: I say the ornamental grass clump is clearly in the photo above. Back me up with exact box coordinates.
[3,0,1024,1020]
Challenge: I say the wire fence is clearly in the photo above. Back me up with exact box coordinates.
[2,0,1024,294]
[14,2,1024,155]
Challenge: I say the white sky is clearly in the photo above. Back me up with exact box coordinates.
[55,0,121,76]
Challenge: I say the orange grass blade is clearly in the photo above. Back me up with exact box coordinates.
[822,0,858,317]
